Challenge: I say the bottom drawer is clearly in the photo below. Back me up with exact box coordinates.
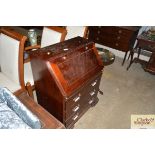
[65,105,90,128]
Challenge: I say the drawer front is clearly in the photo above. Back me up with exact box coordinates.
[82,75,101,98]
[89,33,130,52]
[65,83,100,120]
[65,94,85,120]
[65,75,101,119]
[65,73,101,107]
[65,73,102,125]
[112,27,133,38]
[89,26,133,37]
[89,26,134,51]
[65,105,90,128]
[106,41,130,52]
[90,36,130,52]
[89,32,130,44]
[90,26,133,37]
[65,91,84,112]
[65,96,99,128]
[96,26,115,35]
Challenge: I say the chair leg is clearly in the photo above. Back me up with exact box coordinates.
[137,47,141,59]
[26,82,34,99]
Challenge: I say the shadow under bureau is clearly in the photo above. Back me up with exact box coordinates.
[29,37,104,128]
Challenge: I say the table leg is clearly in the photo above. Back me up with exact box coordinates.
[122,51,128,66]
[137,47,141,59]
[127,49,134,70]
[127,51,131,60]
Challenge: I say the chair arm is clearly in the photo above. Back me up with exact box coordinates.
[24,45,41,63]
[3,88,41,129]
[16,92,65,129]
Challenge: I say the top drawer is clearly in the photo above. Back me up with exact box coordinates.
[89,26,134,38]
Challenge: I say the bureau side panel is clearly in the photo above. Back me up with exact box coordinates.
[30,57,64,123]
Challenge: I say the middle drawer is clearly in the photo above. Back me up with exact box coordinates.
[65,91,87,120]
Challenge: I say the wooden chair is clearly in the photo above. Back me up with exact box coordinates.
[65,26,88,40]
[24,26,67,98]
[0,27,27,96]
[0,28,65,128]
[41,26,67,47]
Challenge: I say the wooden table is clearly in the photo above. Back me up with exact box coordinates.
[88,26,140,65]
[127,33,155,74]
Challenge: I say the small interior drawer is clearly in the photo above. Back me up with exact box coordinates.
[114,28,133,37]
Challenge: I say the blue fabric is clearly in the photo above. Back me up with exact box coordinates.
[0,87,41,129]
[0,88,7,104]
[0,103,31,129]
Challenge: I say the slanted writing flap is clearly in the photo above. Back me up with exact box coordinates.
[48,46,101,95]
[56,49,99,85]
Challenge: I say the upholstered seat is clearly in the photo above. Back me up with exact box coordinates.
[65,26,88,40]
[0,87,41,129]
[0,103,31,129]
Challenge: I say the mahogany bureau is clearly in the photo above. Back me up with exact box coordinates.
[29,37,104,128]
[88,26,140,65]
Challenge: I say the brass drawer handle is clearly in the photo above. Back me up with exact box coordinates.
[62,56,67,60]
[118,30,122,34]
[73,94,81,102]
[73,105,80,112]
[97,30,100,34]
[96,37,99,41]
[72,114,79,121]
[91,80,97,87]
[88,99,94,105]
[115,43,119,46]
[117,36,120,40]
[63,48,68,51]
[89,90,96,96]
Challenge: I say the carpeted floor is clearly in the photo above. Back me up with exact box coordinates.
[74,57,155,129]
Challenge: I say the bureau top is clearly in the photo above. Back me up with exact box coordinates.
[30,37,93,60]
